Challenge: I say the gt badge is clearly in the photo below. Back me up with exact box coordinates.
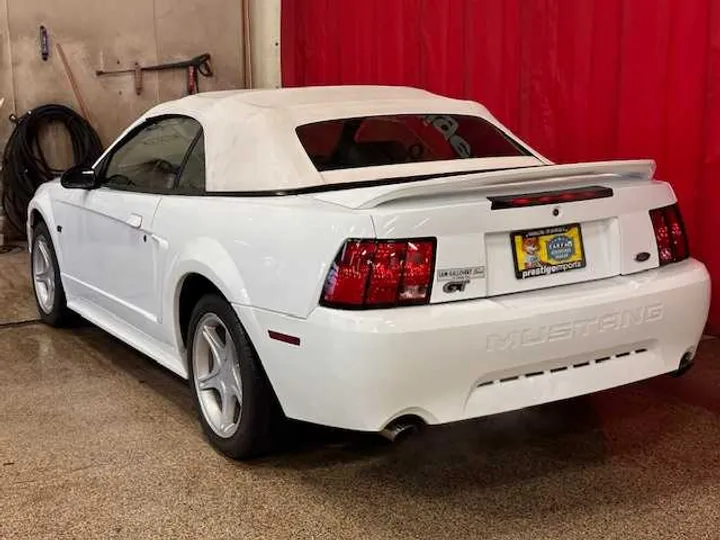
[443,280,469,293]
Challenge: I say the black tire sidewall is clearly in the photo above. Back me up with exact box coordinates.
[31,223,68,326]
[187,294,275,459]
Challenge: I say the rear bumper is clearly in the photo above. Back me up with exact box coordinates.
[237,259,710,431]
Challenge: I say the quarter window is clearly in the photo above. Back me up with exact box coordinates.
[102,117,201,192]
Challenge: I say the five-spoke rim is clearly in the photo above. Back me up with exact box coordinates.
[33,236,55,314]
[192,313,243,438]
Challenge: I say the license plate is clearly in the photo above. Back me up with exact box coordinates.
[511,224,586,279]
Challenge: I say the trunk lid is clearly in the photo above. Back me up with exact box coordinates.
[314,160,675,302]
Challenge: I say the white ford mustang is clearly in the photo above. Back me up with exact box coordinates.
[27,86,711,458]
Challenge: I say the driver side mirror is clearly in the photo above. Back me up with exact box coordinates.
[60,165,98,190]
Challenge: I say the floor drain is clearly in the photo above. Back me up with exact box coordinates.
[0,245,22,256]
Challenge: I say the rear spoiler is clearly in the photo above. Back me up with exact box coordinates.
[313,159,656,210]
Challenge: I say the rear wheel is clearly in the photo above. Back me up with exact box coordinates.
[31,222,72,327]
[187,294,279,459]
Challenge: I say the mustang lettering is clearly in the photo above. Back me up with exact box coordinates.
[486,304,664,352]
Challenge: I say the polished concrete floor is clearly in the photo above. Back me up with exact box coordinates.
[2,247,720,539]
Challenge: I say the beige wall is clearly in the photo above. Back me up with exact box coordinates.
[0,0,250,151]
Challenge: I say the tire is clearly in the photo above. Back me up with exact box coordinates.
[187,294,279,459]
[31,221,72,327]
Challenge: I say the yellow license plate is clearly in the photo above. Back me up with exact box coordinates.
[511,224,586,279]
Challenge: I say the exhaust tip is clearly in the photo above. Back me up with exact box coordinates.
[379,417,424,443]
[671,351,695,378]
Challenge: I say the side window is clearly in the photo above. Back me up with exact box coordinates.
[102,117,201,192]
[176,133,206,193]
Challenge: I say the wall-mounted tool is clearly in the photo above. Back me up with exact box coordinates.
[56,43,92,123]
[95,53,213,96]
[39,25,49,61]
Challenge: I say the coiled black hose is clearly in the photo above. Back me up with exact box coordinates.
[1,104,102,236]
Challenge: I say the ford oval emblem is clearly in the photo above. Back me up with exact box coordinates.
[635,251,651,262]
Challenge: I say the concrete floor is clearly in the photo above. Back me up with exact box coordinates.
[2,247,720,539]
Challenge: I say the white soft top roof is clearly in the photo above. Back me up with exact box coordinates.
[114,86,544,193]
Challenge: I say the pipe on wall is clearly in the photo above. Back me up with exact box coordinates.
[249,0,280,88]
[241,0,252,88]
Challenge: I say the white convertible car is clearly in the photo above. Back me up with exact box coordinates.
[27,86,710,458]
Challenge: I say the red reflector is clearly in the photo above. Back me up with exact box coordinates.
[321,238,436,309]
[489,186,613,209]
[268,330,301,346]
[650,204,689,266]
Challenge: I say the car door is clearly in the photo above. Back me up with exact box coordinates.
[63,115,202,336]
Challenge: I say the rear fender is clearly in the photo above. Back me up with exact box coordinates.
[166,237,250,359]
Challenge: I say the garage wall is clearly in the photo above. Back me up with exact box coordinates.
[281,0,720,334]
[0,0,248,152]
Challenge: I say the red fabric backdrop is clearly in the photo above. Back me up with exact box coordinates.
[282,0,720,333]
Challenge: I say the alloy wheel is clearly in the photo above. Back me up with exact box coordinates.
[33,236,56,314]
[192,313,244,438]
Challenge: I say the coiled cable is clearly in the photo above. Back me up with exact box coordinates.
[1,104,102,236]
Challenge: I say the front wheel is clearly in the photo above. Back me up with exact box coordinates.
[187,294,279,459]
[31,222,72,327]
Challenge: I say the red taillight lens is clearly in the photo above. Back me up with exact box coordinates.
[322,240,376,306]
[365,241,406,305]
[649,204,689,266]
[665,205,688,260]
[321,238,436,308]
[399,241,435,304]
[650,209,673,264]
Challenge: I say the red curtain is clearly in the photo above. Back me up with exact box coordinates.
[282,0,720,333]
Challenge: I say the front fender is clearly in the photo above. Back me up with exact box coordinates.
[27,183,62,262]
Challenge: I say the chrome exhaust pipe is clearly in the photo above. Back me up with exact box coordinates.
[671,351,695,377]
[379,420,420,443]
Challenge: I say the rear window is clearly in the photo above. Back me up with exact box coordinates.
[296,114,529,171]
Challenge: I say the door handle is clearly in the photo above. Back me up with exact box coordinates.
[126,213,142,229]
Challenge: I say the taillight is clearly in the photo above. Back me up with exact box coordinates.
[321,238,436,309]
[650,204,689,266]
